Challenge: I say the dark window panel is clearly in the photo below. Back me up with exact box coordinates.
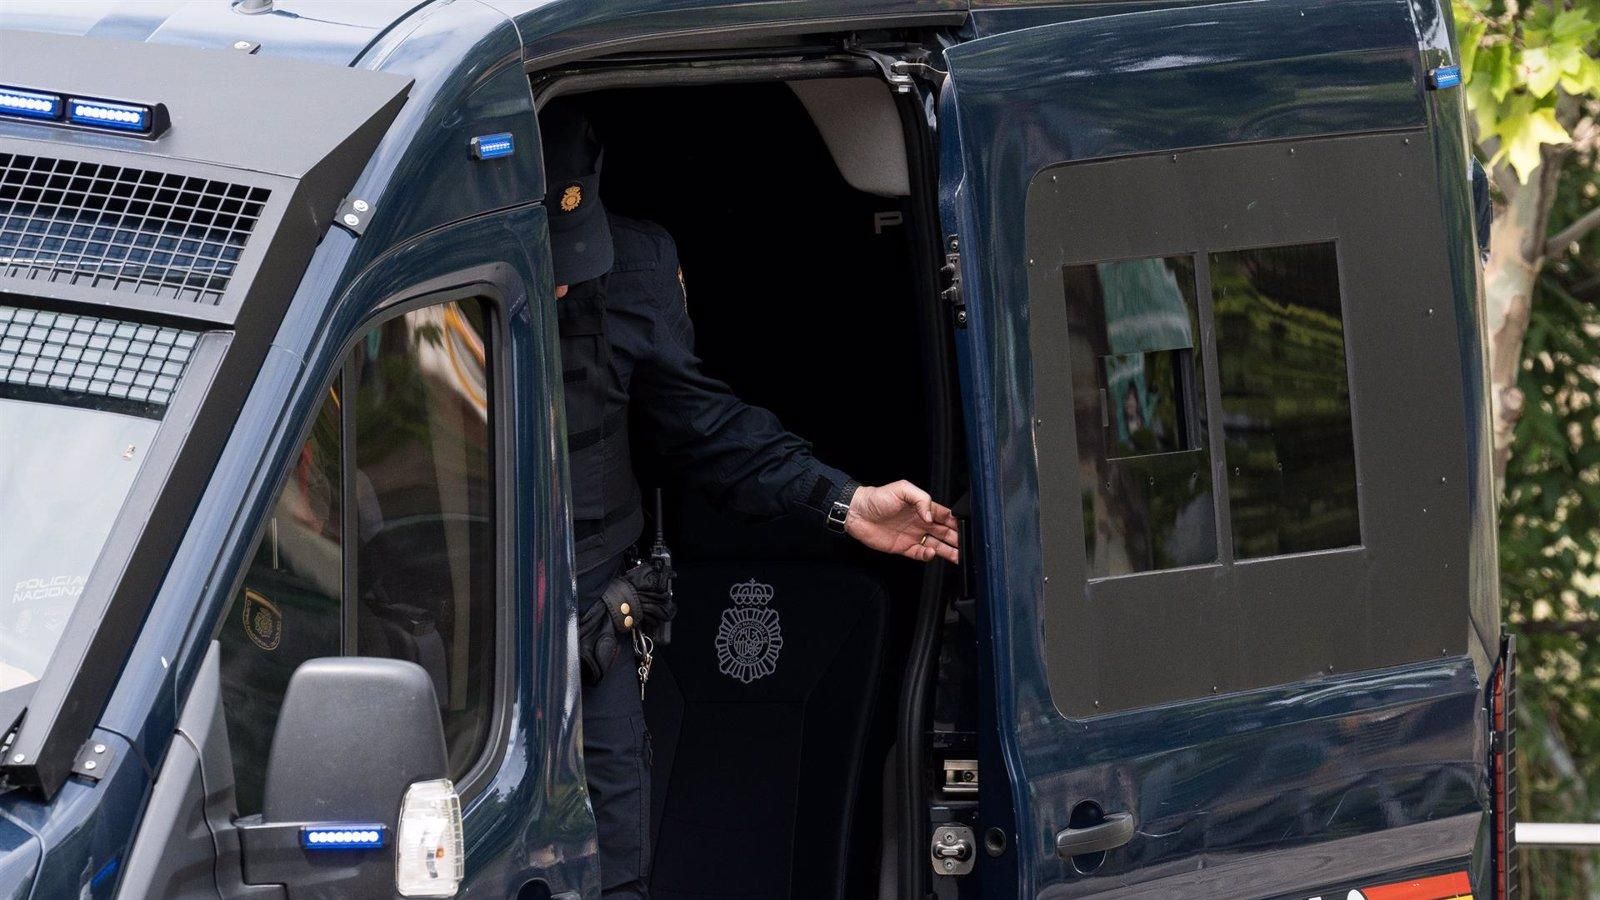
[1064,256,1216,577]
[1209,242,1360,559]
[217,297,497,810]
[218,388,343,816]
[351,299,494,779]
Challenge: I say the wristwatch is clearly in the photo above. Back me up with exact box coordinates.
[826,479,859,535]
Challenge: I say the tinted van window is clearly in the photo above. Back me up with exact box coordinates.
[351,301,495,777]
[218,390,342,815]
[1064,256,1216,576]
[220,298,494,814]
[1210,242,1360,558]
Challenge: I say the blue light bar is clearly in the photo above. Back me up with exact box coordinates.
[1428,65,1462,90]
[0,86,62,121]
[470,132,515,160]
[68,97,152,132]
[300,824,388,850]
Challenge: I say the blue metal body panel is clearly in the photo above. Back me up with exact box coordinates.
[0,804,40,900]
[0,731,145,900]
[939,0,1494,896]
[482,0,965,67]
[0,0,1497,896]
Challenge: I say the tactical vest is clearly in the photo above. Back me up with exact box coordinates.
[558,279,643,577]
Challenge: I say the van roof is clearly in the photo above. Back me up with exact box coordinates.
[0,1,970,73]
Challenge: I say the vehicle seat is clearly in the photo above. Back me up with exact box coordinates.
[644,561,887,900]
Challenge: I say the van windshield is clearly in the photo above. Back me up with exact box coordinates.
[0,396,161,693]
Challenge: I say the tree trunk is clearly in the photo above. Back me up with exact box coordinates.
[1484,146,1568,486]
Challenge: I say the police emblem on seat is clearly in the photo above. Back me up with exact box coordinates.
[715,579,783,683]
[242,589,282,651]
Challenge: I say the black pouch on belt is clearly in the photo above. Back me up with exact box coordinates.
[621,557,676,642]
[577,566,677,686]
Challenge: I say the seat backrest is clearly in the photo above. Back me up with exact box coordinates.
[645,562,888,900]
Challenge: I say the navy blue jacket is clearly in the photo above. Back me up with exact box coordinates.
[587,215,854,571]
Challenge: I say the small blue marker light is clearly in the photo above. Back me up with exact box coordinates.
[68,97,152,132]
[0,86,62,121]
[471,132,515,160]
[300,824,389,850]
[1428,65,1462,90]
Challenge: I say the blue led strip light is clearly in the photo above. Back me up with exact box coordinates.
[470,132,515,160]
[0,86,61,121]
[1428,65,1462,90]
[300,824,389,850]
[67,98,151,132]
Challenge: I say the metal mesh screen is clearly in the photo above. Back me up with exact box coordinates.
[0,153,269,305]
[0,305,197,412]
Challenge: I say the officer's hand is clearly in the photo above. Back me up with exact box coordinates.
[845,480,960,564]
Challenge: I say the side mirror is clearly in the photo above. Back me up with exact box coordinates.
[237,657,463,898]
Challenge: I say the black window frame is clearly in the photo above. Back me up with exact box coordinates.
[1024,132,1472,717]
[213,278,513,805]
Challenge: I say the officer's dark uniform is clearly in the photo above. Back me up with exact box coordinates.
[546,107,856,899]
[566,216,857,898]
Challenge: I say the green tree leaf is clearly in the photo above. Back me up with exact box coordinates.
[1486,41,1516,102]
[1495,96,1572,182]
[1560,52,1600,96]
[1459,20,1488,78]
[1522,46,1563,98]
[1548,7,1597,46]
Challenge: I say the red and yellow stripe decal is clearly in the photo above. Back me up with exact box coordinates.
[1356,871,1473,900]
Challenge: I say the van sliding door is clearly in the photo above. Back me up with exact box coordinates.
[940,0,1496,896]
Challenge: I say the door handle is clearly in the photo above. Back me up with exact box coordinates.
[1055,812,1135,858]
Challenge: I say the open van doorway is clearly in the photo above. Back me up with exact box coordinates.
[540,73,970,900]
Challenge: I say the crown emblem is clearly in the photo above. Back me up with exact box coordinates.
[729,578,774,606]
[560,184,582,212]
[717,578,783,683]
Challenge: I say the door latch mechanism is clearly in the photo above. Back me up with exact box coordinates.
[930,823,975,876]
[943,758,978,794]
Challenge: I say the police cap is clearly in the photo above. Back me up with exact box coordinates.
[540,99,614,285]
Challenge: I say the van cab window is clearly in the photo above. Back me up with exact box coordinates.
[218,298,495,815]
[0,306,195,694]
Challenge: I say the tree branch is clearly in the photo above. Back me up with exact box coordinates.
[1546,205,1600,257]
[1515,618,1600,638]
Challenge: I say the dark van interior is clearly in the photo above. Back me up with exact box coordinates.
[543,77,966,900]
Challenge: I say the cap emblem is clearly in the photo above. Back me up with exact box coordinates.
[560,184,583,212]
[242,589,282,651]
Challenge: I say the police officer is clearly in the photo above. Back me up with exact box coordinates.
[541,101,958,899]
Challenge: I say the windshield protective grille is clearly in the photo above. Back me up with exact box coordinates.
[0,305,196,414]
[0,154,269,305]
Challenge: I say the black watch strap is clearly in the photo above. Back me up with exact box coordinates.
[826,480,859,534]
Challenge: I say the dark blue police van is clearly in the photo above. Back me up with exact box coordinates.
[0,1,1514,898]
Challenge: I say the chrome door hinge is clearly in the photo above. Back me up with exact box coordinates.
[845,45,917,94]
[942,235,966,329]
